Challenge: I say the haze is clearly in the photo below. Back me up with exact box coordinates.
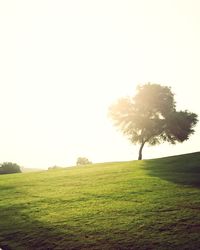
[0,0,200,168]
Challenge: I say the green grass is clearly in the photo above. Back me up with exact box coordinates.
[0,152,200,250]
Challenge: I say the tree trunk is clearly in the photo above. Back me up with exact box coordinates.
[138,142,145,160]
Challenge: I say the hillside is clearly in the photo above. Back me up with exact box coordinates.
[0,152,200,250]
[20,167,45,173]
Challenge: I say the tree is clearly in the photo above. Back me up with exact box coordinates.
[0,162,21,174]
[76,157,92,166]
[48,165,62,170]
[109,83,198,160]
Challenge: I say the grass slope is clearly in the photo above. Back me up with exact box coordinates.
[0,152,200,250]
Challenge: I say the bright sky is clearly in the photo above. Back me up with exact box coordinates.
[0,0,200,168]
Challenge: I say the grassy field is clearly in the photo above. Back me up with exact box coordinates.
[0,152,200,250]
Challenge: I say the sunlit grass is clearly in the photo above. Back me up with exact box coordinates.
[0,152,200,249]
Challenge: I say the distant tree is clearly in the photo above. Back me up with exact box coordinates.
[48,165,62,170]
[76,157,92,166]
[109,83,198,160]
[0,162,21,174]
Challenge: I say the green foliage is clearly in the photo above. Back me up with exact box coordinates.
[165,110,198,143]
[109,83,198,159]
[48,165,62,170]
[76,157,92,165]
[0,162,21,174]
[0,153,200,249]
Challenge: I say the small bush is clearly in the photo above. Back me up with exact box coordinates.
[48,165,62,170]
[0,162,21,174]
[76,157,92,166]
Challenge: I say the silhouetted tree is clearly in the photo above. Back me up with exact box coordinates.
[0,162,21,174]
[109,83,198,160]
[76,157,92,165]
[48,165,62,170]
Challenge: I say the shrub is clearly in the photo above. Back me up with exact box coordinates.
[0,162,21,174]
[76,157,92,166]
[48,165,62,170]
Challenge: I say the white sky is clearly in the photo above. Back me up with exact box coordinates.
[0,0,200,168]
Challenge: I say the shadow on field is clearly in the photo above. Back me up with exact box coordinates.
[0,186,151,250]
[144,152,200,188]
[1,199,126,250]
[0,196,106,250]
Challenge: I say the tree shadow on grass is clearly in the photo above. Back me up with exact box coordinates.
[0,201,115,250]
[144,152,200,188]
[0,186,155,250]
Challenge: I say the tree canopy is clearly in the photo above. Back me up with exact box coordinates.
[109,83,198,160]
[76,157,92,166]
[0,162,21,174]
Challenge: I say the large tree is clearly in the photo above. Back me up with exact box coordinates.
[109,83,198,160]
